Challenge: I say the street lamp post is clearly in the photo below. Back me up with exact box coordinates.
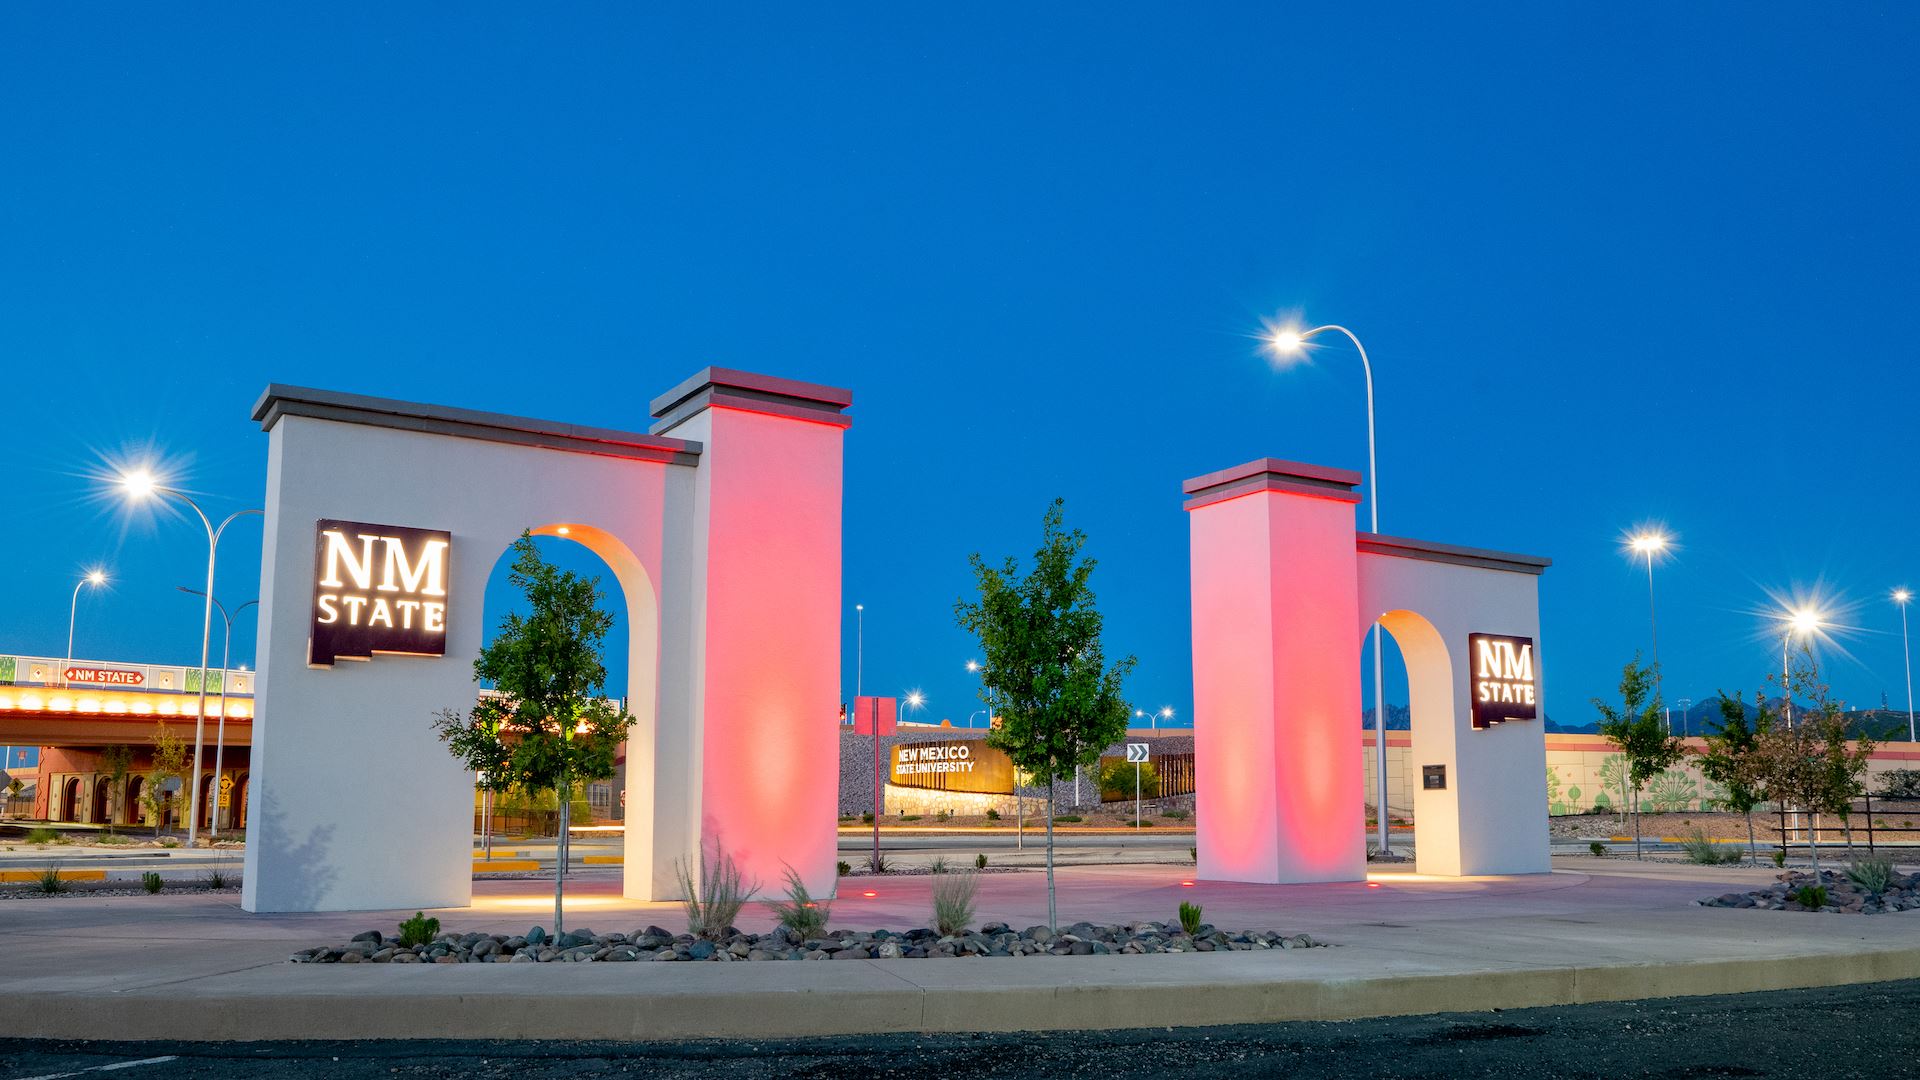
[119,469,261,847]
[855,604,864,701]
[873,690,923,872]
[1895,590,1915,742]
[64,570,107,678]
[1265,322,1391,856]
[177,588,256,840]
[1627,532,1670,721]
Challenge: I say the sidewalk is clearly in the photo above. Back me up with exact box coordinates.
[2,857,1917,1041]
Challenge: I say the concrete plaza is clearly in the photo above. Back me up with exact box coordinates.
[3,856,1918,1041]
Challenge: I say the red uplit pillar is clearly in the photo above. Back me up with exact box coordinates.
[651,369,851,899]
[1186,459,1366,884]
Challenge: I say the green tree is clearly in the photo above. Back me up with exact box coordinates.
[1593,655,1684,858]
[142,722,190,838]
[433,533,636,935]
[1753,655,1874,875]
[97,745,135,835]
[956,500,1135,930]
[1697,692,1771,863]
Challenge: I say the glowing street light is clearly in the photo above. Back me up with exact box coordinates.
[116,466,261,846]
[65,569,108,674]
[1134,705,1174,732]
[1265,320,1393,855]
[1624,529,1672,726]
[1896,590,1915,742]
[1779,605,1826,726]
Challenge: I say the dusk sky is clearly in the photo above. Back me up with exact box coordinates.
[4,7,1918,729]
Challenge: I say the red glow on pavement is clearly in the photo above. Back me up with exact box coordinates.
[862,890,877,898]
[1180,880,1195,887]
[1365,882,1382,888]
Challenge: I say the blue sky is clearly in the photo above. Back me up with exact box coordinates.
[3,6,1918,729]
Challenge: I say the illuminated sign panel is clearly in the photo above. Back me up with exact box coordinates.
[1468,633,1537,730]
[889,739,1015,795]
[310,519,451,666]
[63,666,145,687]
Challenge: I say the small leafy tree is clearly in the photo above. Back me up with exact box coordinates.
[1753,655,1875,875]
[1097,759,1160,801]
[1593,656,1684,858]
[142,723,190,838]
[433,533,636,935]
[98,745,135,835]
[956,499,1135,930]
[1697,693,1771,863]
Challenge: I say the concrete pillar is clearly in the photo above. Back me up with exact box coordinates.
[1186,459,1365,884]
[651,369,850,899]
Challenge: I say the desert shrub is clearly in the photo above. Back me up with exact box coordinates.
[1878,769,1920,799]
[928,856,949,873]
[159,837,180,849]
[861,811,874,825]
[205,867,230,889]
[768,866,830,939]
[1681,827,1742,865]
[901,815,922,822]
[836,861,850,877]
[1098,759,1160,801]
[25,828,57,845]
[1165,808,1189,820]
[975,853,987,870]
[397,912,440,948]
[1589,841,1607,857]
[1847,853,1896,896]
[1772,849,1787,868]
[1054,815,1083,824]
[36,868,65,894]
[872,850,889,873]
[1137,820,1156,828]
[1792,884,1830,909]
[1178,901,1203,935]
[1189,846,1197,863]
[984,808,1000,821]
[677,845,756,939]
[140,871,163,894]
[97,834,131,846]
[930,868,978,936]
[935,809,951,823]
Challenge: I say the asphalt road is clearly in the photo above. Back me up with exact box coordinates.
[4,979,1917,1079]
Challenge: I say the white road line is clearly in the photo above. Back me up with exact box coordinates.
[12,1055,178,1080]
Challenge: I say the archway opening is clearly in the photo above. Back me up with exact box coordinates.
[476,527,655,872]
[61,777,80,822]
[91,779,109,824]
[126,776,145,827]
[1372,609,1458,874]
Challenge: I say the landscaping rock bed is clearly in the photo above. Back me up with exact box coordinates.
[1698,869,1920,914]
[292,921,1326,963]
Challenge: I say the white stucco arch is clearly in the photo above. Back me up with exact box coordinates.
[242,370,849,913]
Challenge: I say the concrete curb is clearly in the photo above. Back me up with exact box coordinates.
[7,942,1920,1042]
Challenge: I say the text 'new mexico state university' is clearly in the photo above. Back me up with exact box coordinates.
[309,519,452,666]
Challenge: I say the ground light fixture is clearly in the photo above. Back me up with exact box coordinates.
[64,569,108,674]
[115,466,262,847]
[1262,318,1391,857]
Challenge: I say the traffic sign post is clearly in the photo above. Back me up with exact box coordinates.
[1126,743,1150,829]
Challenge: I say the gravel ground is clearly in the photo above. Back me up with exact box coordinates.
[5,978,1919,1078]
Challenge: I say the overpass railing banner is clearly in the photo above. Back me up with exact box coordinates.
[0,655,253,696]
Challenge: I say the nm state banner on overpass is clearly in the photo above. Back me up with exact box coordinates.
[889,739,1015,795]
